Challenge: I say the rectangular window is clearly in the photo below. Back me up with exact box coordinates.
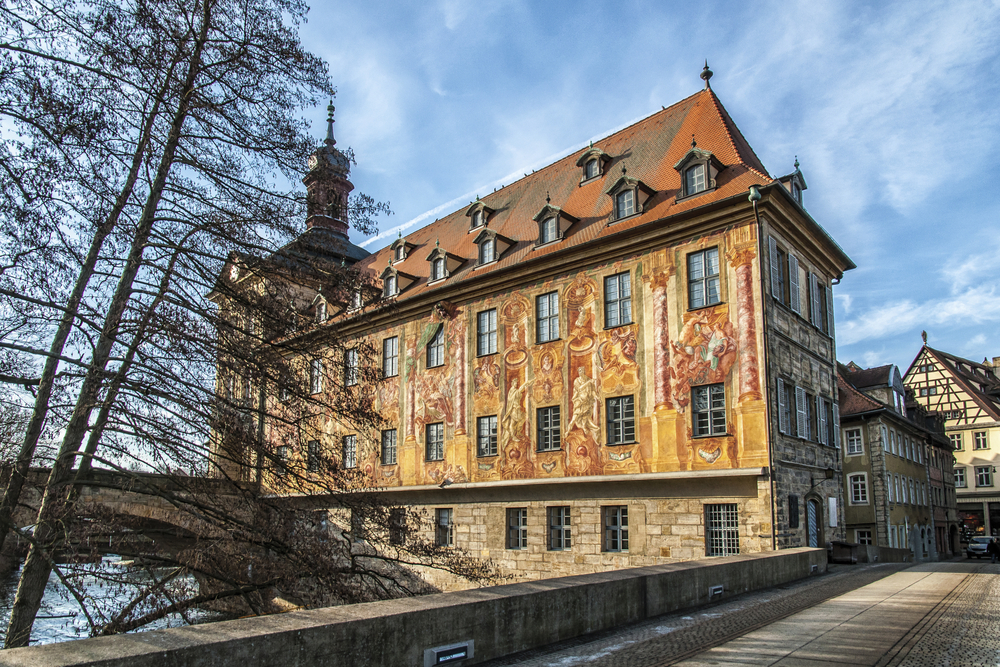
[536,292,560,343]
[307,440,321,473]
[693,384,726,436]
[383,336,399,378]
[705,503,740,556]
[974,431,988,450]
[855,529,872,545]
[479,237,495,265]
[342,435,357,469]
[788,495,799,529]
[477,415,498,457]
[381,429,397,465]
[849,474,868,505]
[435,508,454,547]
[477,309,498,356]
[688,248,721,309]
[537,406,561,451]
[506,508,528,550]
[344,348,358,386]
[846,428,863,455]
[427,326,445,367]
[795,387,809,440]
[389,508,405,545]
[547,506,571,550]
[604,272,632,327]
[602,506,629,552]
[425,422,444,461]
[975,466,993,487]
[616,189,635,218]
[275,446,288,476]
[950,433,963,450]
[309,358,323,394]
[606,396,636,444]
[955,467,966,488]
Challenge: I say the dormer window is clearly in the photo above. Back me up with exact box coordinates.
[605,168,655,222]
[465,200,495,232]
[316,300,327,323]
[479,237,495,264]
[473,228,512,267]
[778,159,808,207]
[791,182,802,204]
[540,217,557,244]
[350,289,362,310]
[532,203,579,247]
[575,145,612,184]
[380,265,414,298]
[673,145,722,201]
[425,244,464,282]
[384,274,398,297]
[684,164,706,195]
[389,237,414,264]
[431,257,445,281]
[615,190,634,218]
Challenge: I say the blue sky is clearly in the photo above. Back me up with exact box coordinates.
[299,0,1000,373]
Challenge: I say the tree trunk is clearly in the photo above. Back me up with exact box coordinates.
[3,2,214,645]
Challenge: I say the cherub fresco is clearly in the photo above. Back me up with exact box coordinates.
[598,326,638,392]
[473,355,500,405]
[377,377,400,422]
[426,462,469,486]
[669,310,737,412]
[532,348,564,403]
[414,373,455,431]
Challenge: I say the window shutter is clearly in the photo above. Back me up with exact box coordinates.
[826,285,834,336]
[788,255,800,314]
[769,237,780,300]
[777,379,787,434]
[807,273,818,325]
[817,397,828,445]
[832,403,840,448]
[795,386,808,439]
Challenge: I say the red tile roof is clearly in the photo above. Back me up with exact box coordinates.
[355,88,774,298]
[837,366,887,417]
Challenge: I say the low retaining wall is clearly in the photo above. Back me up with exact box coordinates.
[857,546,913,563]
[0,547,827,667]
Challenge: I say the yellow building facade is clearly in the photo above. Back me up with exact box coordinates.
[216,76,855,585]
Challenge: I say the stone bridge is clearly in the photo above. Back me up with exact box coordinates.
[4,467,260,558]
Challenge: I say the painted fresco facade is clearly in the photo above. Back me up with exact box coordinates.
[218,79,855,585]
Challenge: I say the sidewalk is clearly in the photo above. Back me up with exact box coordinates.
[480,560,998,666]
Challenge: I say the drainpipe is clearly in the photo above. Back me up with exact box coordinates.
[748,185,777,551]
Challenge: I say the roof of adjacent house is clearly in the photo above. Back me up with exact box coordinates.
[914,346,1000,421]
[352,86,803,301]
[837,363,888,417]
[841,364,894,390]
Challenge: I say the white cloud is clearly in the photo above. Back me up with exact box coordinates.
[837,285,1000,347]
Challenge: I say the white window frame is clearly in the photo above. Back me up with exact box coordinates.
[846,428,863,455]
[848,473,869,505]
[954,466,966,488]
[974,431,989,450]
[309,358,323,394]
[383,336,399,378]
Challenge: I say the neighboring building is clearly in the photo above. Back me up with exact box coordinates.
[904,345,1000,537]
[837,362,957,557]
[215,69,855,586]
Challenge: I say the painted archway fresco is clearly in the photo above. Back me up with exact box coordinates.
[357,225,768,488]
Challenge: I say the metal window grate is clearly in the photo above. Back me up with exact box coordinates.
[706,503,739,556]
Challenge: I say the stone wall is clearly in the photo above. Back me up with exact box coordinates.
[0,548,827,667]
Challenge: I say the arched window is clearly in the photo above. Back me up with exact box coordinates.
[383,274,397,297]
[479,237,495,264]
[472,210,483,228]
[431,257,445,281]
[585,158,598,179]
[395,245,405,261]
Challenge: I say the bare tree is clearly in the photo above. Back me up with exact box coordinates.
[0,0,496,647]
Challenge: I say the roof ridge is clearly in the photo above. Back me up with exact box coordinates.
[837,371,887,413]
[925,347,1000,420]
[705,87,772,180]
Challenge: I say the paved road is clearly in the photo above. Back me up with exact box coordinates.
[481,560,999,666]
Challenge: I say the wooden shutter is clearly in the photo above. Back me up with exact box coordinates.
[832,403,840,448]
[777,379,787,434]
[817,396,828,445]
[769,237,781,300]
[826,285,834,336]
[795,386,808,439]
[809,273,820,325]
[788,255,800,314]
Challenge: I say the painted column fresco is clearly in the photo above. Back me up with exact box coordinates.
[565,274,602,477]
[726,242,761,403]
[648,266,674,410]
[499,295,532,479]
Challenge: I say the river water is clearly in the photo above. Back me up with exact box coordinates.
[0,556,226,645]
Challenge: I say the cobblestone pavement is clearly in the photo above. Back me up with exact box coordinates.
[478,561,915,667]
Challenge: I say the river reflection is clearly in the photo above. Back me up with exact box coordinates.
[0,556,228,645]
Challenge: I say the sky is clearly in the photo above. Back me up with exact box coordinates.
[298,0,1000,374]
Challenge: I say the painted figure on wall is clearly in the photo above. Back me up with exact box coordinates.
[532,348,564,404]
[669,309,737,412]
[598,326,639,393]
[566,365,602,476]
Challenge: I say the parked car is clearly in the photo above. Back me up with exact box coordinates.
[966,536,992,558]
